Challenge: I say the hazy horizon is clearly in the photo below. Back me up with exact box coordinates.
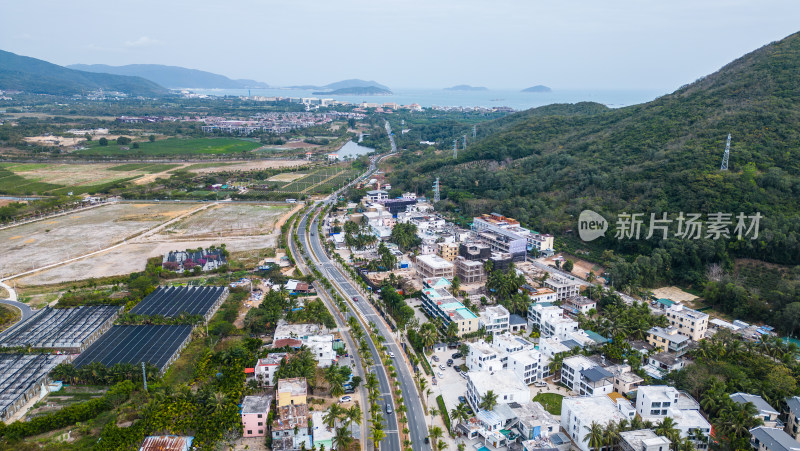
[2,0,800,91]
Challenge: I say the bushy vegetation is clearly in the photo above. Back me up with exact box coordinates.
[389,31,800,334]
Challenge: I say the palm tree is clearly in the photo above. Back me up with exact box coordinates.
[479,390,498,411]
[428,426,444,451]
[370,423,386,450]
[345,404,362,436]
[450,403,471,432]
[333,426,353,451]
[324,403,344,429]
[655,417,681,446]
[604,420,621,449]
[583,421,606,451]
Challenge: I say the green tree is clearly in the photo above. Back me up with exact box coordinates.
[98,137,108,146]
[583,421,606,451]
[479,390,498,411]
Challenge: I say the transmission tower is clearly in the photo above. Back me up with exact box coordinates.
[452,139,458,159]
[433,177,440,203]
[463,134,467,150]
[472,125,476,138]
[720,133,731,170]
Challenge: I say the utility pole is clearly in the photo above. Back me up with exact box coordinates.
[463,134,467,150]
[720,133,731,171]
[472,125,476,139]
[433,178,440,203]
[452,139,457,159]
[141,361,148,391]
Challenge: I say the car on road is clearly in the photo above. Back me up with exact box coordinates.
[431,355,440,362]
[451,352,462,359]
[385,403,393,414]
[339,396,352,403]
[446,359,454,366]
[352,296,359,302]
[388,352,395,358]
[439,364,446,370]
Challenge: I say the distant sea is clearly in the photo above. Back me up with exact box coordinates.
[189,87,667,111]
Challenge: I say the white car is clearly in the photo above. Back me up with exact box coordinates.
[437,371,444,379]
[388,352,395,358]
[533,381,547,388]
[439,364,446,370]
[339,396,352,403]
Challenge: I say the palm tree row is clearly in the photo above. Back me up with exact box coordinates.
[583,417,698,451]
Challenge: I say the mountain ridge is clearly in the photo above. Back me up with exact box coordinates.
[0,50,168,96]
[67,63,268,89]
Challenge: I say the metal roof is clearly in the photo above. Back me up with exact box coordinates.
[580,367,613,382]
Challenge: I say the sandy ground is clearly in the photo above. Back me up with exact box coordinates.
[13,203,293,286]
[8,163,146,186]
[652,286,698,303]
[543,253,604,279]
[17,237,274,285]
[0,203,197,278]
[189,160,307,174]
[282,141,320,149]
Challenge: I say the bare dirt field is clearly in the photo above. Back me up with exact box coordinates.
[543,253,604,279]
[189,160,307,174]
[651,286,699,303]
[149,204,289,239]
[282,141,319,149]
[12,203,293,286]
[0,202,197,278]
[267,172,307,182]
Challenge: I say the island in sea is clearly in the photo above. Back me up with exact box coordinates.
[312,86,393,96]
[521,85,552,93]
[444,84,488,91]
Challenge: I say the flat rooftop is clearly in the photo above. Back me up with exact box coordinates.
[242,395,272,414]
[277,377,307,397]
[416,254,454,269]
[563,395,627,424]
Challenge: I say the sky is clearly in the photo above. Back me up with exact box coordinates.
[2,0,799,91]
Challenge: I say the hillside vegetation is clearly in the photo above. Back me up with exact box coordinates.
[389,31,800,334]
[0,50,168,96]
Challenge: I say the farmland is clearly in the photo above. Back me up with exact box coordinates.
[151,203,289,239]
[75,137,262,157]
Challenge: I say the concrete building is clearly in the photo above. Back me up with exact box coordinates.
[608,364,644,395]
[543,276,581,301]
[305,335,337,367]
[729,393,780,428]
[563,296,597,315]
[466,370,529,414]
[277,378,307,407]
[561,395,631,451]
[528,303,580,339]
[415,254,455,279]
[254,353,287,386]
[643,352,685,379]
[479,305,510,335]
[561,355,614,396]
[663,304,709,341]
[459,242,492,261]
[241,395,272,437]
[507,349,548,384]
[619,429,672,451]
[311,411,335,450]
[494,401,559,441]
[467,341,502,373]
[366,189,388,202]
[635,386,711,446]
[749,427,800,451]
[529,288,557,304]
[454,256,486,283]
[647,327,690,356]
[785,396,800,440]
[272,403,311,451]
[274,321,322,342]
[473,213,555,254]
[420,287,479,336]
[437,242,459,262]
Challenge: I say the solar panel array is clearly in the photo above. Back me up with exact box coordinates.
[72,325,192,372]
[0,306,120,350]
[130,286,226,318]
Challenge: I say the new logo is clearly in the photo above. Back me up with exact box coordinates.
[578,210,607,242]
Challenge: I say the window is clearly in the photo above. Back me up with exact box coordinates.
[247,430,252,435]
[258,429,263,434]
[258,414,263,418]
[258,422,263,426]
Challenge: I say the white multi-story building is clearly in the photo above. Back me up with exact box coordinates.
[636,386,711,447]
[561,395,632,451]
[543,276,581,301]
[507,349,548,384]
[528,303,580,339]
[529,288,557,304]
[467,341,502,373]
[663,304,709,341]
[619,429,672,451]
[254,353,287,385]
[466,370,529,414]
[305,335,337,367]
[415,254,455,279]
[561,355,614,396]
[479,305,510,335]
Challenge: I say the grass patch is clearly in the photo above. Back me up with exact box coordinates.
[533,392,564,415]
[162,335,207,386]
[77,138,261,157]
[436,395,452,436]
[179,162,235,171]
[0,304,21,333]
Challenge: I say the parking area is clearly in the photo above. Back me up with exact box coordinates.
[427,347,468,413]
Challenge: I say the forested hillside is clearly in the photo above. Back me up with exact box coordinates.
[388,31,800,334]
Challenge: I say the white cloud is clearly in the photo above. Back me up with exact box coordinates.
[123,36,160,48]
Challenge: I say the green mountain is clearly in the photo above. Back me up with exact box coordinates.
[312,86,392,96]
[0,50,167,96]
[389,31,800,328]
[67,63,269,89]
[289,79,390,91]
